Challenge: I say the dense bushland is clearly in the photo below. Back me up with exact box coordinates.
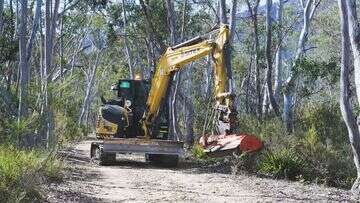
[193,101,356,189]
[235,102,355,189]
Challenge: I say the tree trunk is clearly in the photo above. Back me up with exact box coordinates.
[145,39,155,76]
[139,0,165,53]
[78,52,101,125]
[43,0,60,148]
[338,0,360,193]
[26,0,41,63]
[121,0,134,79]
[139,0,158,73]
[182,64,194,147]
[18,0,28,121]
[262,86,269,116]
[245,0,261,119]
[229,0,237,43]
[219,0,227,24]
[265,0,280,116]
[283,0,315,132]
[346,0,360,110]
[165,0,180,140]
[59,17,64,81]
[274,0,283,103]
[0,0,4,34]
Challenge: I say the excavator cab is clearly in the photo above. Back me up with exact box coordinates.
[92,79,182,166]
[96,79,169,140]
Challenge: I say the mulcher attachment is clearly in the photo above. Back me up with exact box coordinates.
[199,133,263,157]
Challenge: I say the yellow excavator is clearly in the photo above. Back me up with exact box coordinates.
[90,24,262,166]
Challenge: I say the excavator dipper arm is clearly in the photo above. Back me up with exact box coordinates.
[142,25,234,138]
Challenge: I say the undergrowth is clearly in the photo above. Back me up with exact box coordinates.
[195,102,356,189]
[0,145,63,202]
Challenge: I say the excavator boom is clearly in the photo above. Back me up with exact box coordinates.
[141,24,263,155]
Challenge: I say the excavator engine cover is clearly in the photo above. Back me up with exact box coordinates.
[199,133,263,157]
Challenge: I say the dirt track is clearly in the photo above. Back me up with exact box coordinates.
[46,140,358,202]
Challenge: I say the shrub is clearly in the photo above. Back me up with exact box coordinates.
[298,102,348,148]
[192,144,206,159]
[296,135,356,188]
[239,116,291,149]
[0,145,63,202]
[258,149,304,180]
[230,152,258,174]
[0,115,41,146]
[55,112,84,145]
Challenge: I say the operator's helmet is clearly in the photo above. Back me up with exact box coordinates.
[110,83,117,91]
[110,83,118,97]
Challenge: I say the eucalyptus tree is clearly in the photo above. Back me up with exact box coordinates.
[283,0,320,132]
[339,0,360,193]
[245,0,261,119]
[0,0,4,33]
[274,0,284,103]
[18,0,28,121]
[265,0,280,117]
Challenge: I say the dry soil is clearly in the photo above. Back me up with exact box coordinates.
[46,140,359,202]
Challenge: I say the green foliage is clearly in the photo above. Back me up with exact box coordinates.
[298,102,348,148]
[192,144,206,159]
[0,8,18,63]
[294,57,339,86]
[299,145,356,188]
[0,36,18,63]
[301,125,319,152]
[236,102,356,189]
[0,146,63,202]
[238,116,288,146]
[55,112,84,146]
[0,115,41,146]
[258,149,303,180]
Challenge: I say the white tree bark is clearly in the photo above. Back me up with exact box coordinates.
[274,0,283,103]
[346,0,360,109]
[283,0,315,132]
[18,0,28,121]
[219,0,227,24]
[78,52,101,125]
[43,0,60,148]
[245,0,261,119]
[183,65,194,147]
[229,0,237,43]
[26,0,41,62]
[0,0,4,34]
[338,0,360,193]
[139,0,158,73]
[165,0,179,140]
[228,0,237,94]
[265,0,280,116]
[121,0,134,79]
